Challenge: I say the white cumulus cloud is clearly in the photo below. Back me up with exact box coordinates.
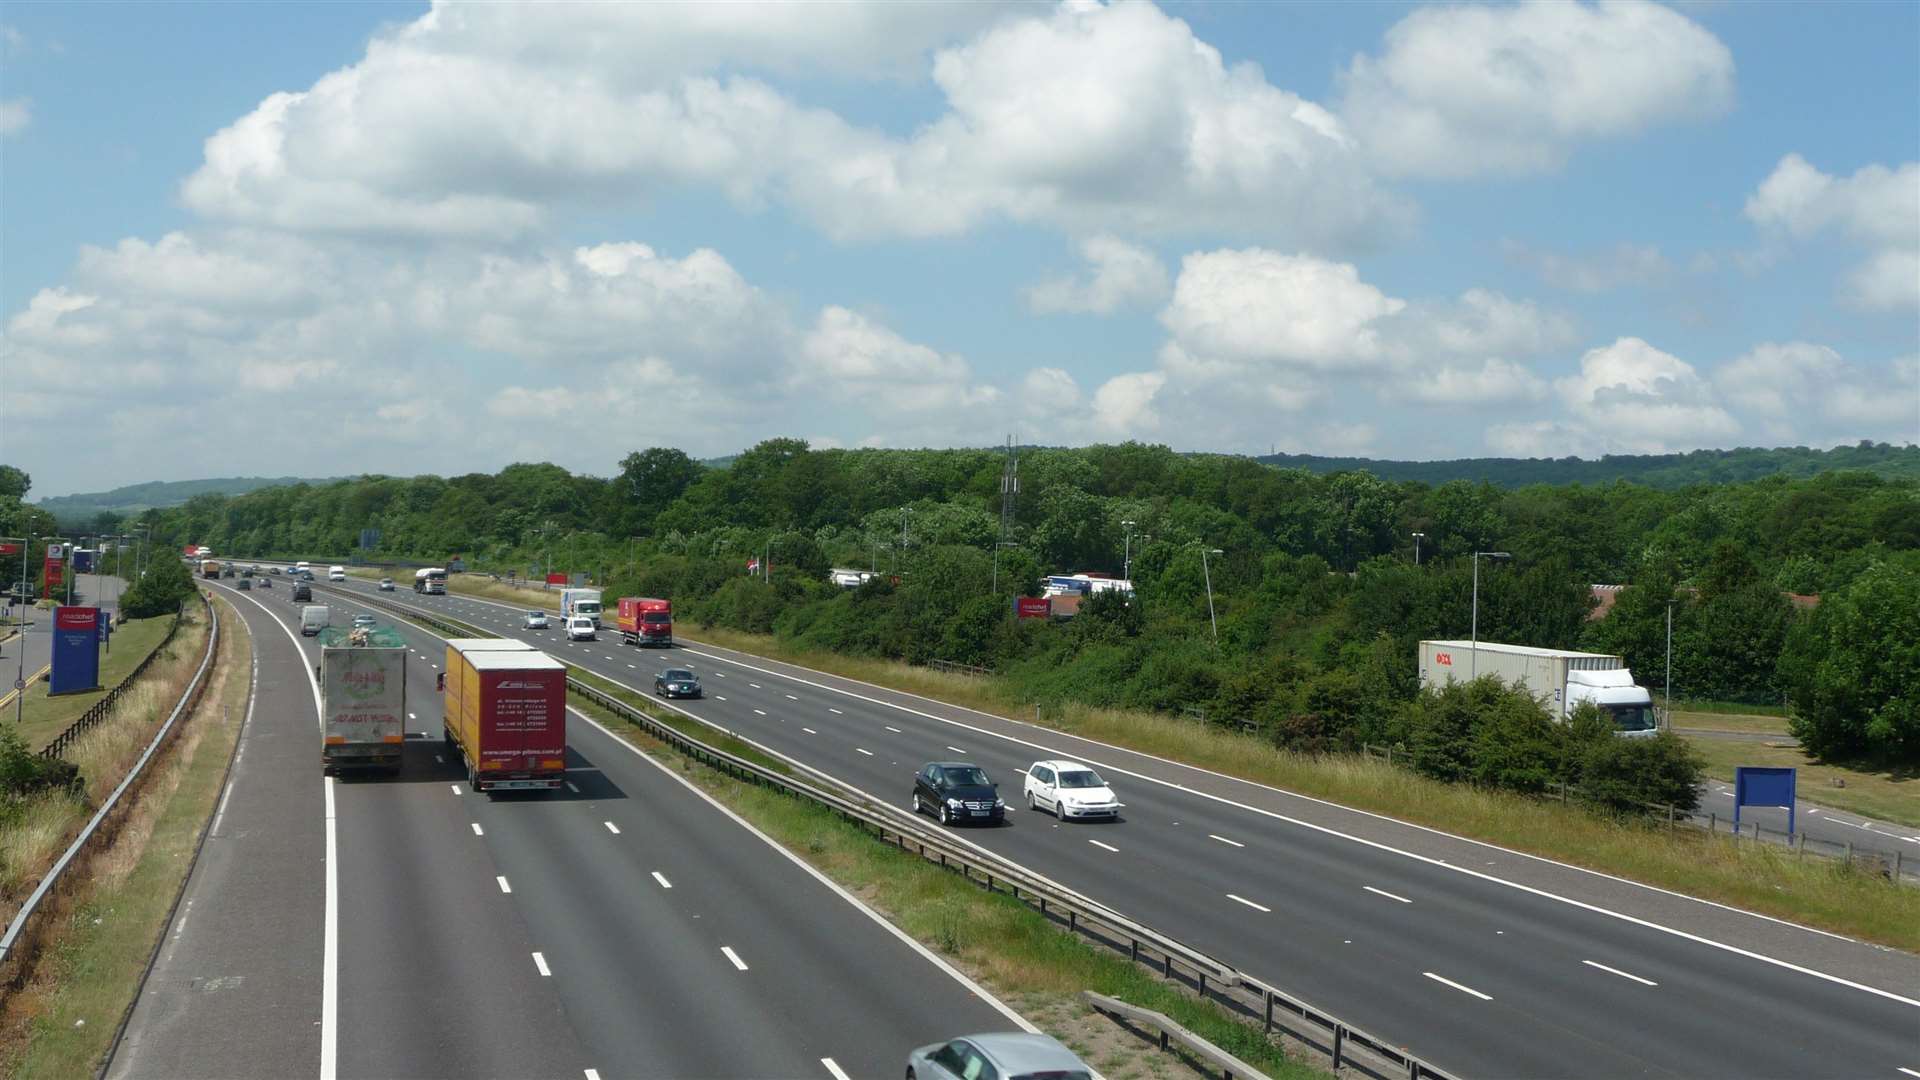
[1745,154,1920,311]
[1340,0,1734,178]
[1026,235,1169,315]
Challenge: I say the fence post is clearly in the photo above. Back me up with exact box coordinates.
[1264,990,1273,1032]
[1709,812,1716,835]
[1560,783,1568,806]
[1332,1026,1345,1071]
[1386,745,1393,768]
[1846,841,1854,865]
[1667,804,1676,831]
[1895,849,1903,883]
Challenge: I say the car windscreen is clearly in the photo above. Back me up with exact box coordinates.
[665,670,694,680]
[527,611,544,618]
[941,766,989,787]
[1056,770,1103,788]
[642,614,669,623]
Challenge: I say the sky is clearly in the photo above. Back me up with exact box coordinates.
[2,0,1917,499]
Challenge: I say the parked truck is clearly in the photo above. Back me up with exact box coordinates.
[616,597,672,647]
[1418,640,1658,737]
[560,587,602,629]
[320,626,407,774]
[441,639,568,792]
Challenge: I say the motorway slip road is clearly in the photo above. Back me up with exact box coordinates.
[110,578,1028,1079]
[312,573,1920,1080]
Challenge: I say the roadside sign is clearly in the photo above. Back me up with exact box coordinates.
[1734,766,1797,836]
[50,606,102,695]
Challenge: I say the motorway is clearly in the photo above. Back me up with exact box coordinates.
[109,575,1031,1079]
[307,571,1920,1079]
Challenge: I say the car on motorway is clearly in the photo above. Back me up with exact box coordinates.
[912,762,1005,826]
[249,564,262,574]
[258,576,271,588]
[352,614,377,630]
[292,583,313,603]
[523,611,549,630]
[328,565,347,582]
[565,615,596,641]
[653,668,702,699]
[236,576,252,590]
[378,577,395,591]
[906,1033,1090,1080]
[1023,760,1121,821]
[269,566,281,575]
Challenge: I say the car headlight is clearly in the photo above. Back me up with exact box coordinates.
[946,797,964,807]
[994,798,1005,808]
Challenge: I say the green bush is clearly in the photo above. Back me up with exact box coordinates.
[120,556,196,619]
[1573,731,1704,814]
[0,728,81,800]
[1780,554,1920,764]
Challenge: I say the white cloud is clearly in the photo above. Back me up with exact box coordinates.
[1745,154,1920,311]
[1715,342,1920,440]
[1339,0,1734,178]
[1393,358,1551,406]
[0,98,29,137]
[1503,240,1674,292]
[1392,288,1576,359]
[796,306,999,413]
[1025,235,1169,315]
[1159,248,1404,372]
[1090,372,1167,435]
[178,0,1409,247]
[1535,337,1739,453]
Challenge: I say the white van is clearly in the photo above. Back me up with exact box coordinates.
[300,605,331,636]
[328,565,347,582]
[566,615,597,641]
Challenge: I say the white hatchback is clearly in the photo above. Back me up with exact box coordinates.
[1023,760,1121,821]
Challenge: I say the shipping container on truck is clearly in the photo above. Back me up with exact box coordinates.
[320,627,407,773]
[441,641,568,792]
[616,597,673,647]
[1418,640,1659,736]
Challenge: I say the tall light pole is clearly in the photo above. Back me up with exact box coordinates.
[1121,520,1137,579]
[1200,547,1224,646]
[1665,598,1676,724]
[1469,551,1510,679]
[1411,532,1425,566]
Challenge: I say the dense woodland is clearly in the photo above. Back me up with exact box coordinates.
[9,441,1917,768]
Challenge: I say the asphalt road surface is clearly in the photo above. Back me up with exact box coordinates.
[306,570,1920,1080]
[109,577,1028,1079]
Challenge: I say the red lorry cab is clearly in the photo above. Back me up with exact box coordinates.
[616,597,673,648]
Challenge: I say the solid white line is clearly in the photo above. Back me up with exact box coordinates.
[1896,1068,1920,1078]
[802,727,817,734]
[1365,885,1412,904]
[471,822,484,836]
[1424,972,1491,1000]
[1089,839,1119,853]
[1208,834,1244,848]
[856,747,874,756]
[561,705,1038,1033]
[672,647,1916,1002]
[721,946,749,971]
[605,821,621,834]
[885,725,901,732]
[532,952,551,977]
[1583,959,1658,986]
[946,745,967,754]
[1226,893,1270,913]
[497,876,512,894]
[821,1058,852,1080]
[321,777,339,1079]
[651,871,671,889]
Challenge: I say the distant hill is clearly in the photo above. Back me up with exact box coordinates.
[1254,442,1920,489]
[36,476,342,523]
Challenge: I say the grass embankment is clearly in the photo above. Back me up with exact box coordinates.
[683,625,1920,950]
[1669,709,1919,828]
[12,615,179,753]
[565,691,1320,1079]
[1,593,249,1077]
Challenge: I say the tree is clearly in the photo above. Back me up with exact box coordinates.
[1779,554,1920,763]
[121,553,197,618]
[0,465,28,500]
[616,448,703,533]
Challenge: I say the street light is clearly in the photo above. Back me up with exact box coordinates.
[1121,520,1137,579]
[1469,551,1511,679]
[1200,546,1224,646]
[1665,598,1676,725]
[1411,532,1425,566]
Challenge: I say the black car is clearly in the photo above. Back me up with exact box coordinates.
[912,762,1004,826]
[269,567,281,575]
[653,668,702,698]
[236,576,252,590]
[292,583,313,602]
[259,576,272,588]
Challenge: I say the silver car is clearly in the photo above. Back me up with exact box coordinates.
[524,610,549,630]
[906,1033,1091,1080]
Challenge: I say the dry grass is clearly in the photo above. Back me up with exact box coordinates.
[1685,736,1919,829]
[12,615,179,753]
[2,593,251,1079]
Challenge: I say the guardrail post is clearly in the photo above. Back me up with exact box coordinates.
[1131,938,1139,964]
[1197,971,1206,999]
[1164,951,1173,978]
[1263,990,1273,1032]
[1332,1025,1344,1070]
[1068,910,1077,934]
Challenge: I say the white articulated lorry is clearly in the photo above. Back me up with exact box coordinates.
[1418,640,1659,737]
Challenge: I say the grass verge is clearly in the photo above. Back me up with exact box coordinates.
[683,625,1920,951]
[1,592,249,1077]
[13,614,179,753]
[1684,737,1919,829]
[565,691,1321,1079]
[1669,710,1790,735]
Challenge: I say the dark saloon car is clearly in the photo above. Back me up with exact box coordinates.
[653,668,702,699]
[912,762,1004,826]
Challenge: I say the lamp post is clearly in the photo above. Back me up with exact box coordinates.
[14,528,28,726]
[1665,598,1676,725]
[1469,551,1511,679]
[1121,520,1137,579]
[1411,532,1425,566]
[1201,546,1224,646]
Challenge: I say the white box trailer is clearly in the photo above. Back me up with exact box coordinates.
[559,588,602,628]
[321,630,408,773]
[1419,640,1658,737]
